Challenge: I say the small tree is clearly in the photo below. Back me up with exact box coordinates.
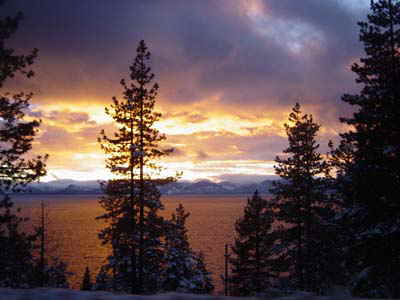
[0,4,47,288]
[97,40,175,294]
[93,265,113,291]
[81,266,93,291]
[230,190,276,296]
[270,103,338,294]
[161,204,214,294]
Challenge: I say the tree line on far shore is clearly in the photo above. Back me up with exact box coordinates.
[0,0,399,298]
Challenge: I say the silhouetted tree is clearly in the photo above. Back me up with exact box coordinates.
[270,103,338,294]
[97,40,176,294]
[161,204,214,294]
[93,265,113,291]
[332,0,400,297]
[0,195,37,287]
[230,190,276,296]
[81,266,93,291]
[0,3,47,288]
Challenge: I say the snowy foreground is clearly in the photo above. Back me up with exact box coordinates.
[0,289,393,300]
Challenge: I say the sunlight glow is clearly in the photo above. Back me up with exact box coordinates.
[155,114,276,136]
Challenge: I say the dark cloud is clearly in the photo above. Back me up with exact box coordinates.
[45,110,95,125]
[195,151,209,161]
[167,147,186,158]
[2,0,369,123]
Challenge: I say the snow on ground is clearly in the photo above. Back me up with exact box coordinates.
[0,288,394,300]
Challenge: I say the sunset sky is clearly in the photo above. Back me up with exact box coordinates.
[2,0,369,183]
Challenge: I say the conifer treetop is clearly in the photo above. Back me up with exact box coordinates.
[99,40,174,180]
[274,103,328,181]
[0,9,37,87]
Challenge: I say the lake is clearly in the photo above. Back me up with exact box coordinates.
[12,194,250,292]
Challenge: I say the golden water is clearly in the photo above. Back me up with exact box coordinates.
[13,194,248,292]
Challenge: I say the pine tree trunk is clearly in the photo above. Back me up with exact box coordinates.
[305,196,312,291]
[130,111,137,294]
[305,174,312,291]
[138,85,145,294]
[297,219,304,290]
[40,200,45,287]
[255,206,261,293]
[111,206,117,291]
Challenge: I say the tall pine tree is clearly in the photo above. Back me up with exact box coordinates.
[332,0,400,297]
[230,190,276,296]
[0,3,48,288]
[97,40,175,294]
[270,103,338,294]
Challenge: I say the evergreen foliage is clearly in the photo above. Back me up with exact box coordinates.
[35,258,70,289]
[161,204,214,294]
[93,265,113,291]
[97,40,176,294]
[230,190,276,296]
[0,4,48,288]
[270,103,338,294]
[0,195,36,287]
[81,266,93,291]
[332,0,400,297]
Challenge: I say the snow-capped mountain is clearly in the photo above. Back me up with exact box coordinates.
[24,179,275,195]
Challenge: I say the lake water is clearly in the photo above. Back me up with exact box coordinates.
[12,194,249,292]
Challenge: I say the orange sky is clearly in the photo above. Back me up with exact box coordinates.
[27,88,347,182]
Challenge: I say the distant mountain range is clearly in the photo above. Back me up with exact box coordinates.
[23,179,275,195]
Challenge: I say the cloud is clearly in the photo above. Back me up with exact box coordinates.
[38,126,79,152]
[167,130,288,162]
[163,111,209,124]
[34,110,96,125]
[3,0,366,119]
[211,173,278,184]
[165,147,186,158]
[195,151,209,161]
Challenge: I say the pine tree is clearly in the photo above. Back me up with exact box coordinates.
[0,195,37,287]
[161,204,214,294]
[81,266,93,291]
[97,40,175,294]
[93,265,113,291]
[230,190,276,296]
[332,0,400,297]
[38,258,70,289]
[270,103,338,294]
[0,4,47,288]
